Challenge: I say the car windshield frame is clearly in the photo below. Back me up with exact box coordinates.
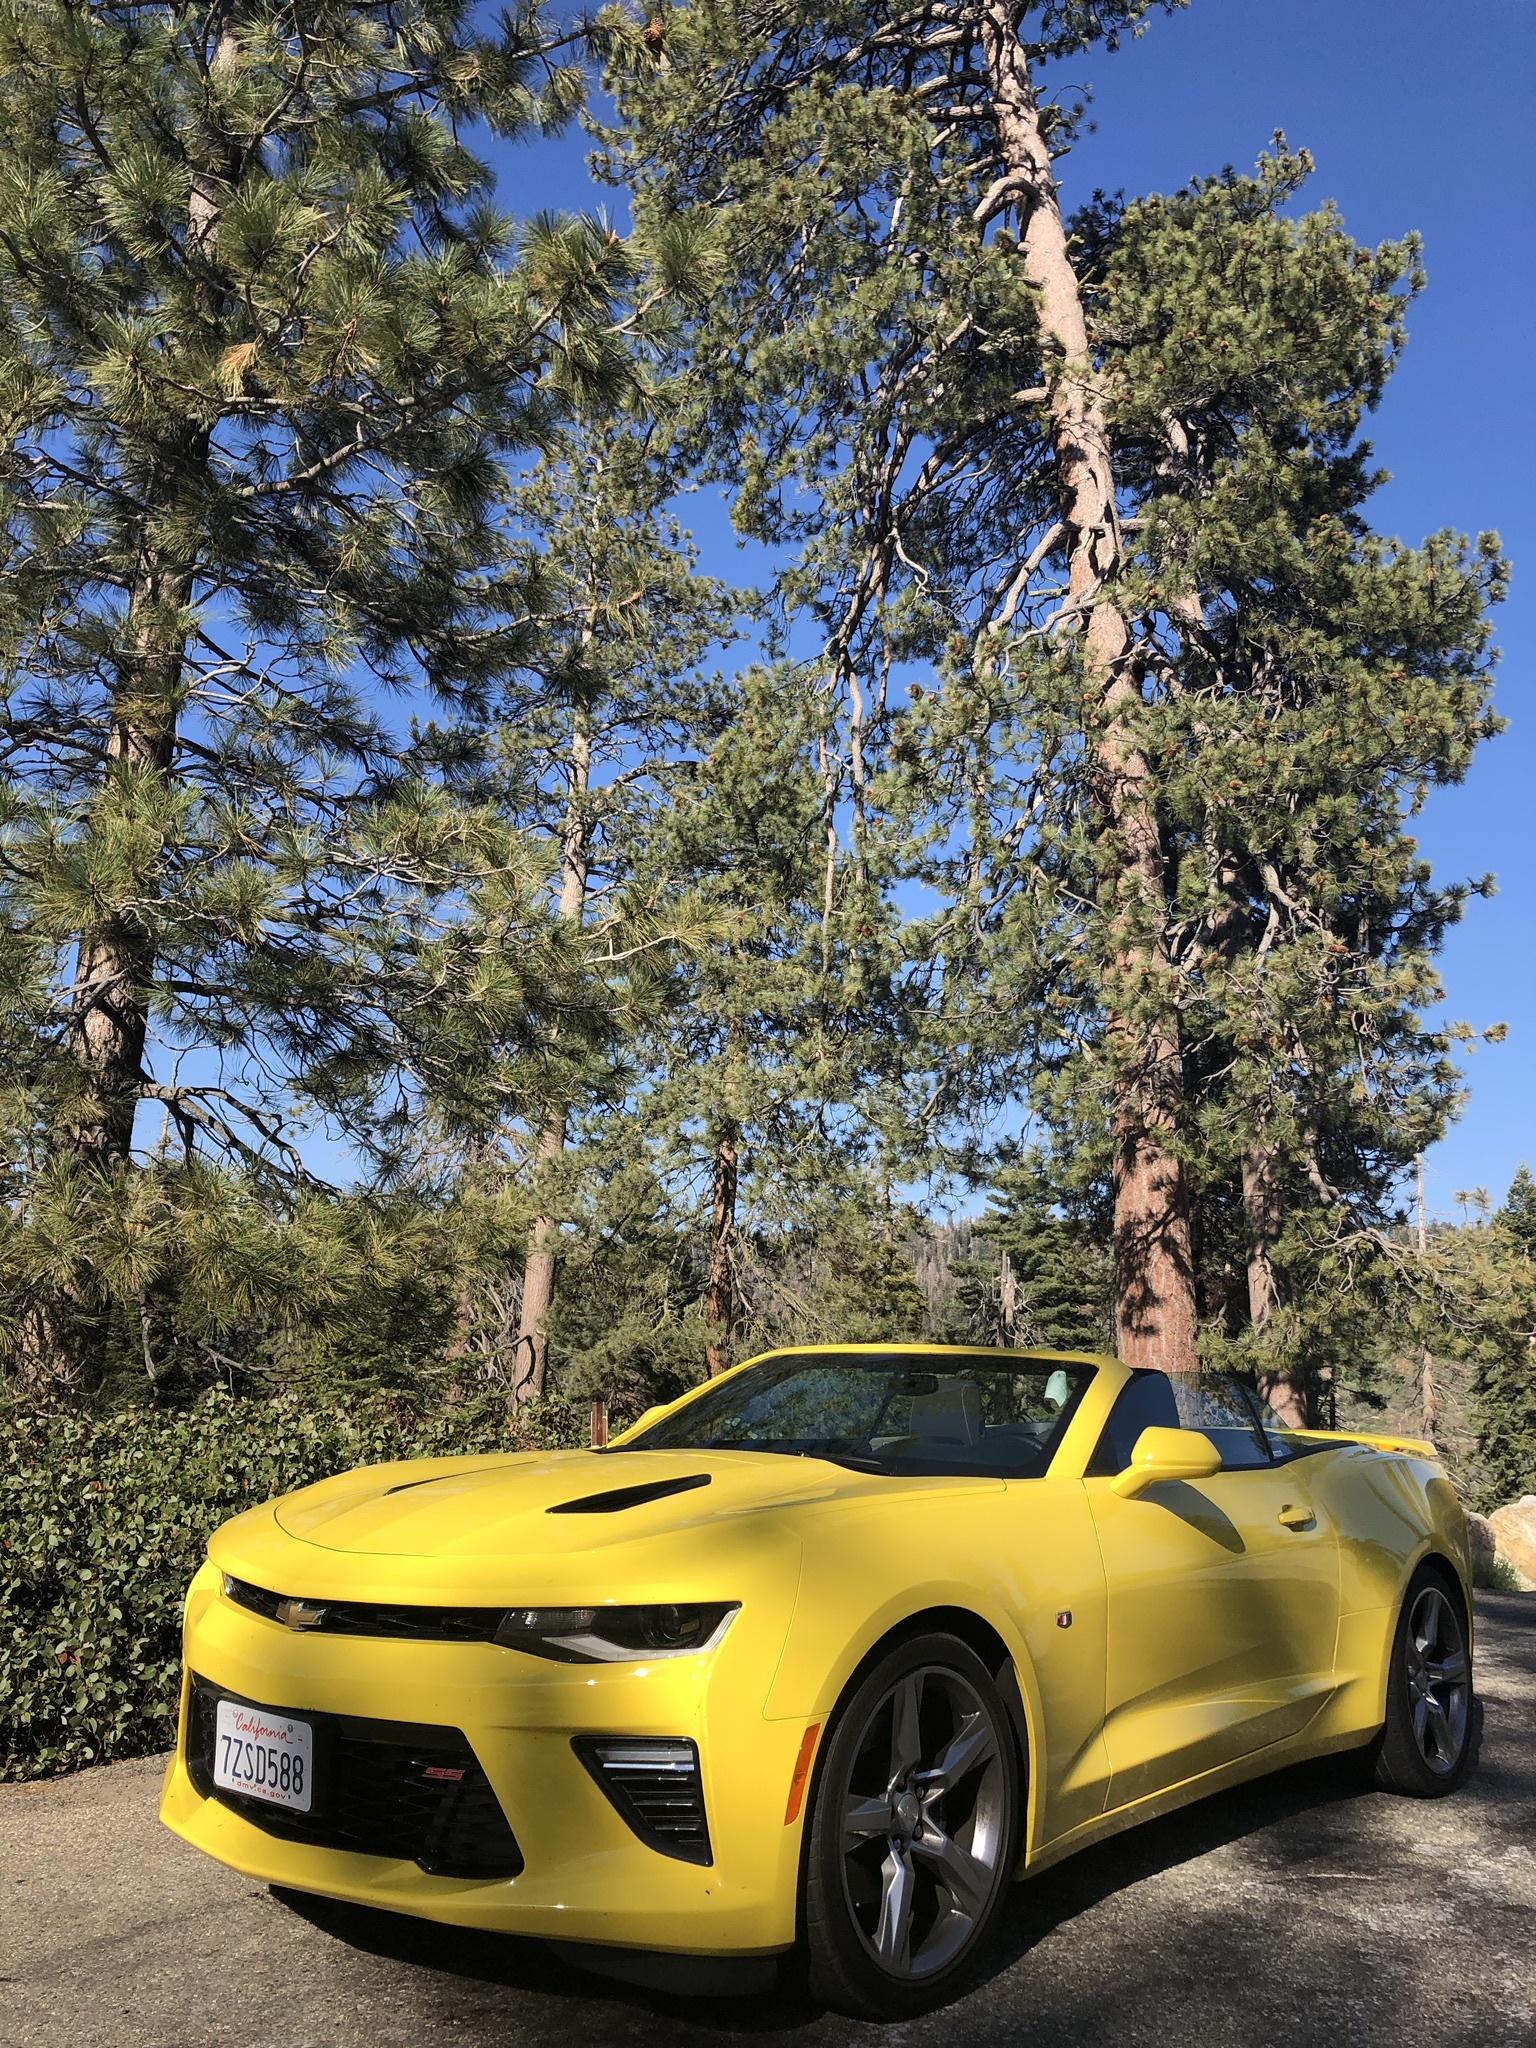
[613,1350,1097,1480]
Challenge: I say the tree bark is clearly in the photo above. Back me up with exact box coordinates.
[998,1247,1018,1345]
[63,549,194,1169]
[61,17,240,1171]
[978,6,1198,1375]
[511,707,593,1405]
[704,1124,739,1376]
[510,1115,566,1403]
[1418,1345,1438,1445]
[1242,1144,1307,1425]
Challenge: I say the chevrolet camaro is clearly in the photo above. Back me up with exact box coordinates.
[162,1345,1475,2017]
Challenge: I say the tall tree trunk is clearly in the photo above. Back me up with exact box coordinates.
[511,709,592,1405]
[510,1115,566,1403]
[704,1124,739,1376]
[1242,1144,1307,1425]
[63,553,193,1169]
[998,1247,1018,1345]
[62,16,239,1171]
[1413,1155,1437,1443]
[1418,1345,1438,1446]
[979,7,1198,1375]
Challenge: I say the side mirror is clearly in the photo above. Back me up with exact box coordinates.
[1111,1425,1222,1500]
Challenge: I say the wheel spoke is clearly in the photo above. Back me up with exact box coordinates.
[1415,1590,1446,1658]
[1422,1692,1452,1761]
[1403,1585,1470,1773]
[917,1710,998,1798]
[1411,1692,1430,1749]
[843,1795,891,1847]
[912,1825,994,1921]
[872,1844,915,1970]
[889,1673,923,1786]
[837,1661,1010,1980]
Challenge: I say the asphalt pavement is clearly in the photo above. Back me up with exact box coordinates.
[4,1591,1533,2048]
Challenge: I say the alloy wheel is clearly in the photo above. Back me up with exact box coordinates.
[836,1662,1009,1979]
[1404,1584,1470,1775]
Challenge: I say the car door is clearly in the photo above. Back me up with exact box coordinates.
[1085,1373,1340,1810]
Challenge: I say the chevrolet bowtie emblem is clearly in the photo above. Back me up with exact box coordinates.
[276,1598,328,1630]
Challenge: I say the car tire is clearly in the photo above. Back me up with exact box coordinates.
[801,1631,1021,2020]
[1368,1563,1474,1797]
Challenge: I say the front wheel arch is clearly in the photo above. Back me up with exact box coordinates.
[796,1606,1031,1856]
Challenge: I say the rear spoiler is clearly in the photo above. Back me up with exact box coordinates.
[1292,1427,1437,1458]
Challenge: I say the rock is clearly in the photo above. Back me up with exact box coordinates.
[1467,1509,1498,1572]
[1488,1495,1536,1591]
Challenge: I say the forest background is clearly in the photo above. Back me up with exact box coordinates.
[1,0,1533,1778]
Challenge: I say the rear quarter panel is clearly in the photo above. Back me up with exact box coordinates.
[1306,1442,1471,1742]
[1312,1444,1471,1615]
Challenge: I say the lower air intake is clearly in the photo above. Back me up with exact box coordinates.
[187,1675,523,1879]
[573,1737,712,1865]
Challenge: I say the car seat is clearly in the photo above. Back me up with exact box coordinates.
[907,1379,984,1448]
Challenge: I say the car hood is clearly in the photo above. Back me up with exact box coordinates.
[267,1448,865,1557]
[202,1448,1002,1602]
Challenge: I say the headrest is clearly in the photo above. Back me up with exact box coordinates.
[908,1378,984,1447]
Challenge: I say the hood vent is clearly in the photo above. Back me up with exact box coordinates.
[547,1473,712,1516]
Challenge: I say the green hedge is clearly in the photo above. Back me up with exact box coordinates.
[0,1388,537,1781]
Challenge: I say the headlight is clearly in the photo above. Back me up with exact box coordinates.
[493,1602,739,1663]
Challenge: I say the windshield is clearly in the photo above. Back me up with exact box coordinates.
[618,1351,1096,1479]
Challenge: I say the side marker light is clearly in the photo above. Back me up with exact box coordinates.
[784,1722,821,1825]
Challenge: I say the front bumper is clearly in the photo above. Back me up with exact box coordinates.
[161,1563,807,1954]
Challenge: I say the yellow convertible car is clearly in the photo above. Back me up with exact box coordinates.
[163,1345,1474,2017]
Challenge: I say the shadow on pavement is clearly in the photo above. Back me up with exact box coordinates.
[273,1887,825,2033]
[272,1740,1400,2033]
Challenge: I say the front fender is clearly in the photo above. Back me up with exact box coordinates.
[763,1480,1111,1859]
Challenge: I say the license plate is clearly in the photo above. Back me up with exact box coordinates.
[212,1699,314,1813]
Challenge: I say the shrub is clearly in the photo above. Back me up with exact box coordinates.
[0,1387,535,1781]
[1472,1551,1525,1593]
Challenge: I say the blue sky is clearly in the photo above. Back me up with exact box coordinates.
[491,0,1533,1221]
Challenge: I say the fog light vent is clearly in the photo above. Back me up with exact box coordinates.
[573,1737,712,1866]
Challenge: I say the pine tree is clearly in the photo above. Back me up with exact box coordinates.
[747,1192,934,1350]
[607,8,1503,1402]
[1076,150,1504,1419]
[607,0,1205,1370]
[1501,1167,1536,1260]
[464,415,736,1400]
[0,1,635,1376]
[1466,1171,1536,1507]
[980,1165,1112,1353]
[636,662,905,1373]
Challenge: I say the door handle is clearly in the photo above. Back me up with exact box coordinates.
[1277,1503,1315,1530]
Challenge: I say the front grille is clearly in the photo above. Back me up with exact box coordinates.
[222,1575,506,1643]
[187,1675,523,1879]
[573,1737,712,1865]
